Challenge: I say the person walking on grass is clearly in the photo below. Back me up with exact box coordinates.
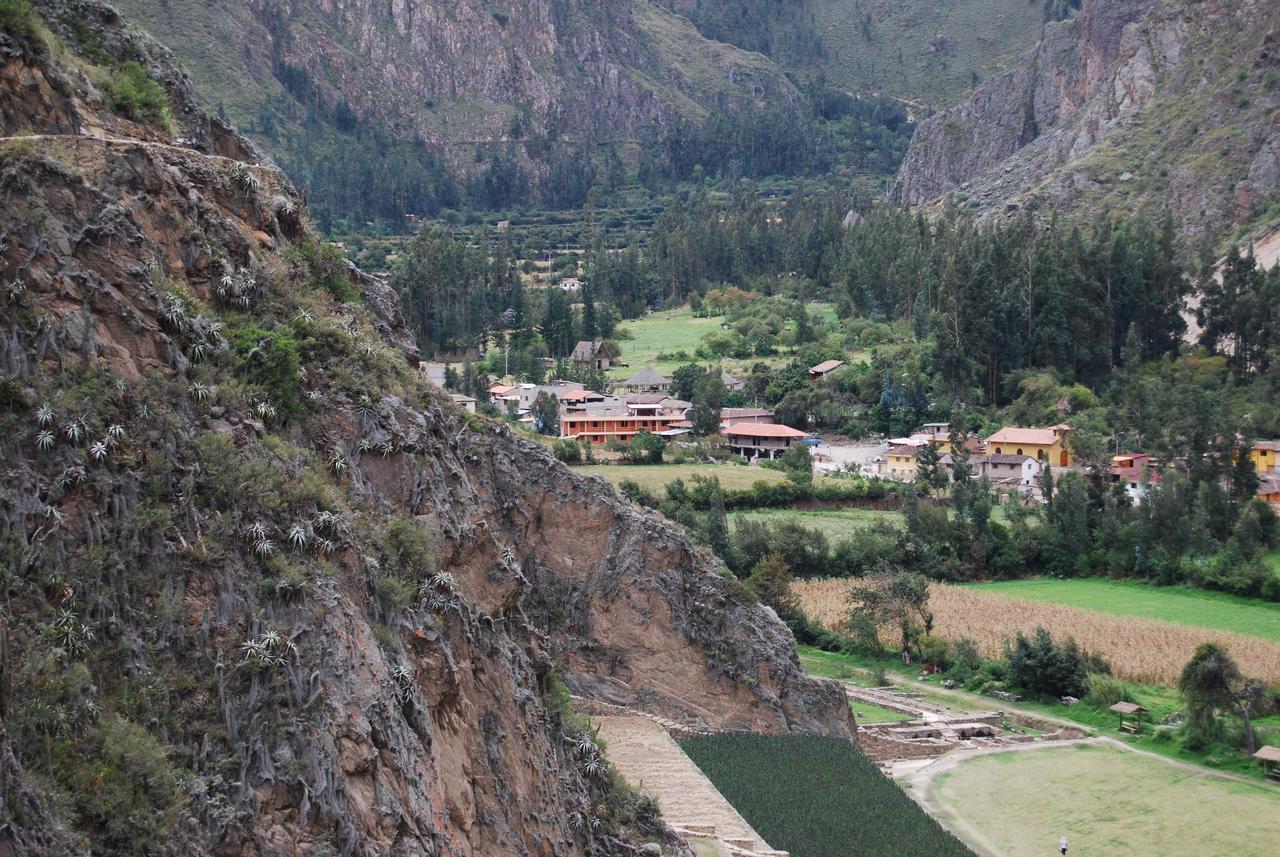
[1059,835,1069,855]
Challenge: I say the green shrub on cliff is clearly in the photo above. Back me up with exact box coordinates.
[109,61,172,130]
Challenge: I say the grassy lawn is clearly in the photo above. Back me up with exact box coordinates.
[608,309,723,379]
[569,463,789,492]
[930,743,1280,857]
[680,734,973,857]
[968,578,1280,643]
[731,507,904,541]
[851,700,910,725]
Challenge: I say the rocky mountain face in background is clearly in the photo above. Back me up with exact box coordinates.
[892,0,1280,243]
[110,0,797,169]
[0,3,850,854]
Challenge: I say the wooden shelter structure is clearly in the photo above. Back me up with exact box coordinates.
[1253,745,1280,781]
[1109,701,1148,734]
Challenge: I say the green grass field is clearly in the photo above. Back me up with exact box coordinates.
[680,734,973,857]
[609,309,724,379]
[931,743,1280,857]
[850,700,909,725]
[968,578,1280,643]
[570,463,789,492]
[731,507,904,541]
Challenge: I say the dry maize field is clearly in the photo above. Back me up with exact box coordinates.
[793,578,1280,686]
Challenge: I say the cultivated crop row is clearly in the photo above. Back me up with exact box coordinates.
[794,579,1280,685]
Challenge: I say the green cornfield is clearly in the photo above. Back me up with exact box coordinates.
[679,734,972,857]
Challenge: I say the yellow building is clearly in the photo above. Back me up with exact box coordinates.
[986,425,1071,467]
[1250,441,1280,473]
[885,445,919,481]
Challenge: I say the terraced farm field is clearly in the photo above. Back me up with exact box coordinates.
[926,743,1280,857]
[680,734,973,857]
[795,579,1280,685]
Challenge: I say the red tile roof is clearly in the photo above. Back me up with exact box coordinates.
[724,423,810,439]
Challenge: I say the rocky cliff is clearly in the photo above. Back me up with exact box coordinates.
[0,4,851,855]
[109,0,797,167]
[892,0,1280,243]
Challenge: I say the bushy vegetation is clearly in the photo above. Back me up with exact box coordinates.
[0,0,46,60]
[679,733,973,857]
[109,61,172,130]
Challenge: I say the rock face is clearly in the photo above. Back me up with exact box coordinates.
[0,4,849,855]
[110,0,797,171]
[892,0,1280,242]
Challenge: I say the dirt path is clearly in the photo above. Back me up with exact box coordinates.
[592,715,772,852]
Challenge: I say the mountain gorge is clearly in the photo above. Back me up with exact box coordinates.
[0,2,850,853]
[893,0,1280,242]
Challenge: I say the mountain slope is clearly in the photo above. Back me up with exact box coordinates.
[109,0,798,161]
[0,3,851,853]
[892,0,1280,243]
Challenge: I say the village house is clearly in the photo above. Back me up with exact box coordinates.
[725,423,811,460]
[808,359,845,381]
[720,407,776,430]
[486,382,518,407]
[986,425,1072,467]
[1250,440,1280,473]
[570,340,611,372]
[448,393,477,413]
[556,389,609,413]
[1259,472,1280,509]
[618,366,672,394]
[559,412,687,444]
[885,445,919,481]
[720,370,745,391]
[515,381,586,413]
[976,454,1042,487]
[1110,453,1161,504]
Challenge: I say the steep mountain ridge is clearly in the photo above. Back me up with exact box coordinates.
[109,0,798,163]
[0,4,850,854]
[892,0,1280,242]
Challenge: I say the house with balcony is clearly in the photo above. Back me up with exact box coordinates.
[724,423,811,460]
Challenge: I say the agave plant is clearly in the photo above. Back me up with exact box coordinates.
[294,309,314,324]
[88,440,108,462]
[44,505,65,524]
[47,607,94,656]
[379,440,395,457]
[157,293,189,333]
[35,429,55,451]
[318,537,338,554]
[286,523,309,551]
[187,340,208,362]
[245,520,269,540]
[3,280,27,302]
[239,631,295,668]
[235,166,263,194]
[254,400,277,422]
[328,451,348,475]
[188,382,213,403]
[62,419,85,444]
[354,395,376,420]
[35,404,54,427]
[253,537,276,558]
[106,424,126,443]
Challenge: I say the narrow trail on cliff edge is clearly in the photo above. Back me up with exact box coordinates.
[0,132,278,172]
